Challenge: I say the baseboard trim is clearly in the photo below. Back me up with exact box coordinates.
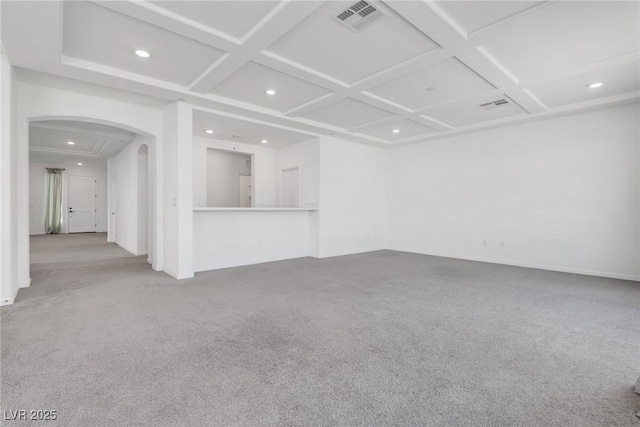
[316,246,386,259]
[194,253,311,273]
[1,286,20,306]
[162,268,194,280]
[1,297,15,306]
[387,247,640,282]
[163,267,178,279]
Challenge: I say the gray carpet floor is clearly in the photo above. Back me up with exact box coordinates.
[1,233,639,426]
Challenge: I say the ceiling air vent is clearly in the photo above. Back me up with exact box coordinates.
[332,0,387,32]
[478,98,510,110]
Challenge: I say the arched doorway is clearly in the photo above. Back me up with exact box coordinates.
[25,116,161,282]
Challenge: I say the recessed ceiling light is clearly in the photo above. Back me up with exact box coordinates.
[392,129,400,133]
[260,139,268,144]
[205,129,214,134]
[265,89,276,95]
[77,162,83,166]
[135,50,150,58]
[587,82,603,89]
[67,141,75,145]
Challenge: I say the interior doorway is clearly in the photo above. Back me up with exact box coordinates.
[68,175,97,233]
[28,119,156,263]
[19,116,160,305]
[238,174,251,208]
[137,144,149,254]
[281,167,299,208]
[109,140,151,257]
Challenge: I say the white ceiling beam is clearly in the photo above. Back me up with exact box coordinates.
[346,116,402,133]
[415,88,504,115]
[468,1,555,40]
[256,50,349,91]
[349,48,453,92]
[189,1,326,93]
[385,1,469,51]
[395,91,640,147]
[385,0,546,115]
[457,47,547,113]
[48,56,385,146]
[284,93,346,117]
[254,50,351,117]
[92,1,240,52]
[352,92,452,131]
[519,51,640,88]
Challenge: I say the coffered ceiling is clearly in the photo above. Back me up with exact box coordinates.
[193,110,316,149]
[2,0,638,147]
[29,120,136,166]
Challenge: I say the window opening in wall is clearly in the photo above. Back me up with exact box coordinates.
[206,148,253,207]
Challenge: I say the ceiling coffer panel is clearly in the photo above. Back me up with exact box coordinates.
[62,1,225,86]
[267,0,439,84]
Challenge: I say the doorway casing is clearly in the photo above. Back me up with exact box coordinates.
[24,115,162,285]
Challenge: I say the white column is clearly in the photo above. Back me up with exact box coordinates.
[162,101,193,279]
[0,48,20,304]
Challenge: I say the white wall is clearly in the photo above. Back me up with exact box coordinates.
[206,148,251,207]
[276,139,319,208]
[0,48,20,305]
[29,163,108,235]
[387,104,640,280]
[317,136,387,258]
[5,67,636,306]
[192,136,276,208]
[193,210,313,272]
[108,135,151,256]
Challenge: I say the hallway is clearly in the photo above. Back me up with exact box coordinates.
[31,233,134,265]
[24,233,144,302]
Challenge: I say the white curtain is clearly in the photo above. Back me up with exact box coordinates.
[44,168,64,234]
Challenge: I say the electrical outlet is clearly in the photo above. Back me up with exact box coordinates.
[500,240,505,248]
[483,239,487,246]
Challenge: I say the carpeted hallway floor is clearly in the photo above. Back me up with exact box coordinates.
[1,233,639,426]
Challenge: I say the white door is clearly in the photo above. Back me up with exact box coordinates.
[238,175,252,207]
[282,168,299,208]
[69,175,97,233]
